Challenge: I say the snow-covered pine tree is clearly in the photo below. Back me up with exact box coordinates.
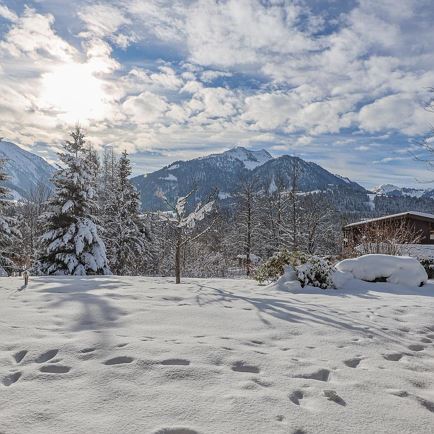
[0,157,19,275]
[12,182,52,273]
[37,126,111,275]
[99,146,116,207]
[103,150,153,275]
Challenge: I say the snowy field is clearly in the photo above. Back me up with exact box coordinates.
[1,277,434,434]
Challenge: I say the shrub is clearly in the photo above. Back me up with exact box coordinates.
[255,250,334,289]
[296,256,334,289]
[254,249,291,283]
[419,259,434,279]
[254,250,308,283]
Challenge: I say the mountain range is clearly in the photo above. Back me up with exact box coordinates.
[130,147,367,210]
[2,140,434,213]
[373,184,434,200]
[0,140,55,200]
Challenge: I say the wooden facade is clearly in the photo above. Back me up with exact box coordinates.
[344,211,434,246]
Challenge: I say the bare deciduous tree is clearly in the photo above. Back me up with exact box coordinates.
[344,218,422,256]
[157,188,216,283]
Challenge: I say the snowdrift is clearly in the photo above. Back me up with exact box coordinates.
[266,265,302,291]
[334,254,427,288]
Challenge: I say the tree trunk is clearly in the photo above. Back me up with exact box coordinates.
[246,196,251,277]
[175,232,181,284]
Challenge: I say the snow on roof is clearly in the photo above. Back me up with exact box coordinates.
[345,211,434,228]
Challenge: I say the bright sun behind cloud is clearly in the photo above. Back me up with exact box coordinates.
[40,63,109,123]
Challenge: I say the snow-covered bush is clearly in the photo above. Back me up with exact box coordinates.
[254,249,292,283]
[334,254,427,287]
[419,259,434,279]
[297,256,334,289]
[256,250,334,289]
[254,250,309,283]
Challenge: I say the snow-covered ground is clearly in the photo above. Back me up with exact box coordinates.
[1,276,434,433]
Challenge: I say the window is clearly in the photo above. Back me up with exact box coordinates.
[430,223,434,240]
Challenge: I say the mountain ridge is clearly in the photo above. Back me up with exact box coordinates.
[3,141,434,214]
[373,183,434,199]
[131,146,368,210]
[0,140,55,200]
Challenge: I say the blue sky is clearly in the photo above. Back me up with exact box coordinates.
[1,0,434,188]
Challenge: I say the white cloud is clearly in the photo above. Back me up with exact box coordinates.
[77,3,134,48]
[1,0,434,187]
[185,0,317,67]
[358,94,431,134]
[122,91,169,123]
[0,3,17,22]
[0,6,76,61]
[200,69,231,82]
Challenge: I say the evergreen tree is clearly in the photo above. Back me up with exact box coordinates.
[0,158,19,275]
[103,150,153,275]
[37,126,111,275]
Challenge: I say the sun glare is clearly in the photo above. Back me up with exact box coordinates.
[40,63,108,123]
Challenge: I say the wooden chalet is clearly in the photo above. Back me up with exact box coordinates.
[344,211,434,246]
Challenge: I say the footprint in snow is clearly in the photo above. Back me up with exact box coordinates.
[40,365,71,374]
[289,390,304,406]
[153,429,199,434]
[323,390,346,406]
[80,348,96,353]
[161,359,190,366]
[13,350,27,364]
[416,396,434,413]
[2,371,22,386]
[408,344,425,352]
[295,368,330,382]
[383,353,404,361]
[35,349,59,363]
[104,356,134,365]
[391,391,434,414]
[344,358,361,368]
[231,361,260,374]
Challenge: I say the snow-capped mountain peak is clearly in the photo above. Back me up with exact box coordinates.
[0,140,55,200]
[373,184,402,195]
[131,147,367,210]
[373,184,426,198]
[219,146,272,170]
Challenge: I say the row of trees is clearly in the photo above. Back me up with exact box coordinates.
[0,128,150,276]
[0,127,344,282]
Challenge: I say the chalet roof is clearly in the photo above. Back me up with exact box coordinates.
[344,211,434,228]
